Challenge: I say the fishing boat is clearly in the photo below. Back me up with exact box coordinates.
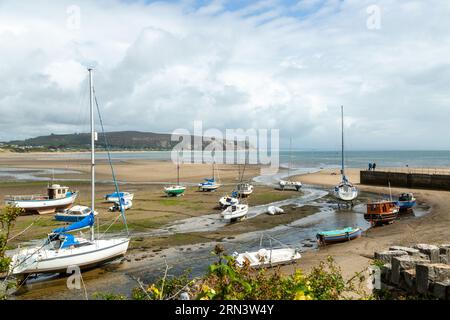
[316,227,362,246]
[233,248,301,268]
[333,106,358,203]
[105,191,134,203]
[221,204,249,222]
[267,206,284,215]
[364,201,399,225]
[219,191,239,208]
[55,205,98,222]
[198,160,221,192]
[8,69,130,278]
[397,193,416,211]
[164,155,186,197]
[5,184,78,215]
[278,138,302,191]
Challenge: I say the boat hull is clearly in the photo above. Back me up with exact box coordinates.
[9,238,130,275]
[317,228,362,245]
[164,186,186,196]
[5,193,78,215]
[279,181,302,191]
[235,248,301,269]
[221,205,249,221]
[364,212,398,225]
[105,193,134,203]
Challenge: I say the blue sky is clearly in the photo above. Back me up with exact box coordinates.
[0,0,449,150]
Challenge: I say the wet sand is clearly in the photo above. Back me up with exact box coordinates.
[1,154,448,299]
[284,168,450,282]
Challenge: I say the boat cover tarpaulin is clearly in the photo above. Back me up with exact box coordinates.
[60,233,79,248]
[53,213,95,234]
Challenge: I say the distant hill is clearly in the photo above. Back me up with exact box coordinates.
[7,131,251,151]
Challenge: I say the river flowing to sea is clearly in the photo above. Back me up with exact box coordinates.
[8,164,430,300]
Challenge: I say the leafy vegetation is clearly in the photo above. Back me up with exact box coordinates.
[0,206,24,299]
[98,245,372,300]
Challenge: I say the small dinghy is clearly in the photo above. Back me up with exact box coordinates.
[278,180,302,191]
[109,198,133,212]
[267,206,284,215]
[55,205,98,223]
[219,192,239,208]
[236,183,254,197]
[316,227,362,246]
[221,204,249,222]
[233,248,301,268]
[105,192,134,203]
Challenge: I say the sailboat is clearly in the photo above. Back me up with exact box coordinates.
[8,69,130,277]
[279,138,302,191]
[236,160,254,197]
[164,155,186,197]
[333,106,358,202]
[198,159,221,192]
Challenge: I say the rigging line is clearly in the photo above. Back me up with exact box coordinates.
[93,91,129,237]
[7,217,42,242]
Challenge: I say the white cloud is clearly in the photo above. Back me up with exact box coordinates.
[0,0,449,150]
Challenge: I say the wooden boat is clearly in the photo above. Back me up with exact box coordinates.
[233,248,301,268]
[55,205,98,222]
[5,184,78,215]
[334,106,358,202]
[316,227,362,245]
[221,204,249,222]
[364,201,399,225]
[397,193,416,211]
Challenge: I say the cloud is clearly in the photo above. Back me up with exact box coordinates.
[0,0,449,150]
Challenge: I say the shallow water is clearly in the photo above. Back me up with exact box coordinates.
[9,168,430,300]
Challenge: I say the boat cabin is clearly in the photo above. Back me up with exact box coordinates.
[367,201,398,215]
[47,184,70,200]
[399,193,414,201]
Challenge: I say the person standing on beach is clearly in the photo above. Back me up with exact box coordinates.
[368,163,372,171]
[373,163,376,171]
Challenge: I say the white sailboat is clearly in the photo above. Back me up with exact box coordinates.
[198,159,221,192]
[279,138,302,191]
[9,69,130,277]
[333,106,358,202]
[221,204,249,222]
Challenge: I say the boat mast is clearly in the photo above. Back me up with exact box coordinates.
[341,105,345,180]
[89,68,95,241]
[177,153,180,186]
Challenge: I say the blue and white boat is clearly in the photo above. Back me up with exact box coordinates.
[9,69,130,277]
[396,193,416,211]
[55,205,98,222]
[105,191,134,203]
[316,227,362,246]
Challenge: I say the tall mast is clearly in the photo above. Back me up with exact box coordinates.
[341,105,345,179]
[288,137,292,181]
[89,68,95,241]
[177,153,180,185]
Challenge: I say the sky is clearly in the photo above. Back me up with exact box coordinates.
[0,0,449,150]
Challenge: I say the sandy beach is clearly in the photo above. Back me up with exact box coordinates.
[1,153,449,299]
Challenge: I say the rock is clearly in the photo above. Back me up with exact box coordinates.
[402,269,416,292]
[439,246,450,264]
[414,244,440,263]
[381,263,392,283]
[416,263,450,294]
[389,246,420,256]
[391,255,428,285]
[432,281,450,300]
[375,250,408,264]
[179,292,190,300]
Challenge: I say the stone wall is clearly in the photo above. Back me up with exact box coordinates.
[374,244,450,299]
[360,171,450,191]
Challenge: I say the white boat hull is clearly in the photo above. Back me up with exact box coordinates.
[9,238,130,275]
[235,248,301,268]
[334,185,358,201]
[221,204,249,221]
[5,193,78,215]
[219,196,239,208]
[105,193,134,203]
[267,206,284,215]
[279,180,302,190]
